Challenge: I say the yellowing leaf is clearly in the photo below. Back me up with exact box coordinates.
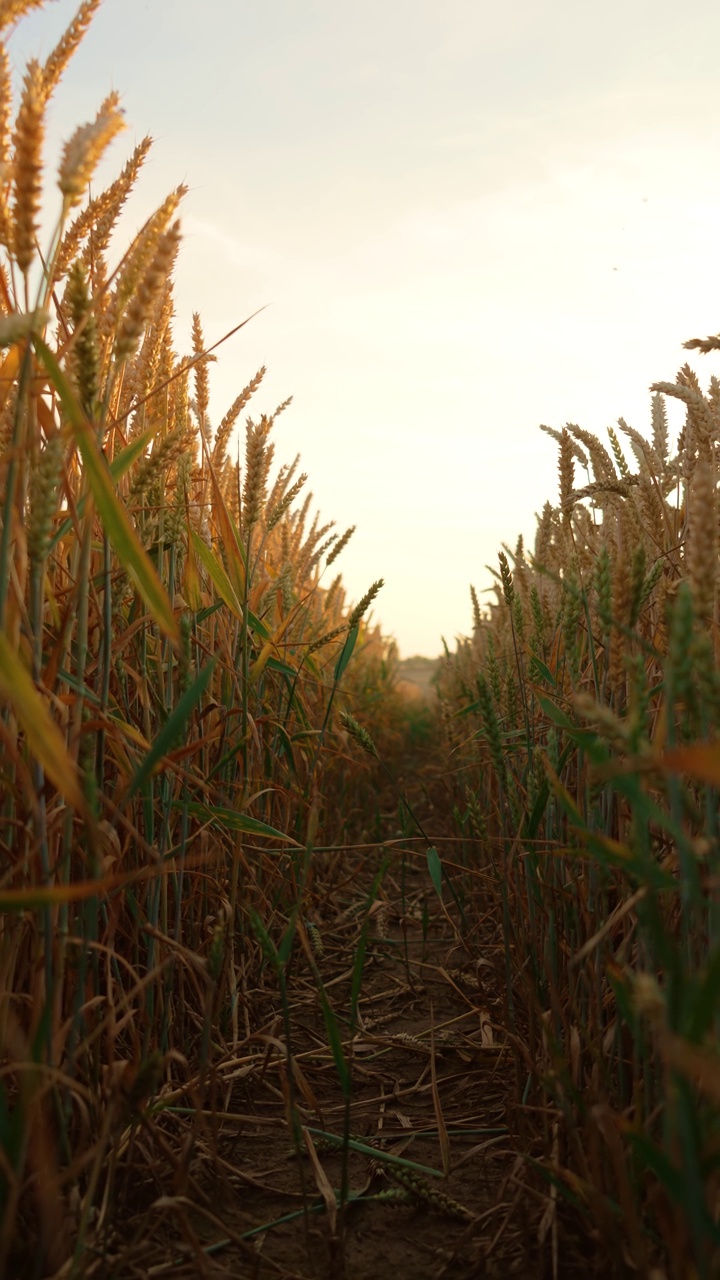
[248,602,302,685]
[32,336,180,646]
[0,343,19,410]
[663,743,720,786]
[200,437,246,597]
[191,530,244,621]
[661,1034,720,1105]
[106,713,151,751]
[184,530,202,611]
[0,631,85,812]
[249,639,274,684]
[0,879,112,912]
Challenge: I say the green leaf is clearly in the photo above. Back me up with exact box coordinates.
[249,909,280,969]
[48,427,159,552]
[427,846,443,899]
[247,609,271,642]
[265,656,298,678]
[195,601,225,624]
[314,978,350,1095]
[306,1129,443,1178]
[121,658,217,804]
[278,904,300,966]
[536,694,575,730]
[536,694,605,754]
[688,942,720,1042]
[176,800,301,846]
[524,781,550,839]
[456,698,480,717]
[273,724,298,780]
[191,530,244,621]
[334,625,358,683]
[350,857,388,1020]
[529,658,557,688]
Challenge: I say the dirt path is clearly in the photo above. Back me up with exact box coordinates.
[99,732,550,1279]
[396,656,441,705]
[115,891,535,1278]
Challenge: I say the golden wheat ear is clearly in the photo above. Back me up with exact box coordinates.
[41,0,101,102]
[212,366,266,468]
[113,221,182,365]
[55,137,153,279]
[11,58,44,277]
[58,92,125,209]
[0,0,47,33]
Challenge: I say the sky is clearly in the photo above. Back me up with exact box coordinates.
[12,0,720,655]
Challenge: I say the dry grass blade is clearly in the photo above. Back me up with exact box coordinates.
[429,1002,451,1177]
[302,1128,338,1233]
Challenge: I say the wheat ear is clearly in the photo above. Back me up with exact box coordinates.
[0,41,12,253]
[212,366,266,467]
[242,417,273,531]
[11,58,44,274]
[325,524,355,567]
[56,137,152,277]
[687,454,717,624]
[41,0,101,101]
[347,579,384,630]
[0,0,46,32]
[114,221,181,364]
[191,311,211,438]
[558,427,575,517]
[58,92,125,207]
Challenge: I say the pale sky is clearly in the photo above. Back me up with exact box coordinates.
[14,0,720,655]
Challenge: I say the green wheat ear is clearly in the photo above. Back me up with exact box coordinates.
[347,578,384,629]
[498,550,514,606]
[340,710,379,759]
[306,920,324,959]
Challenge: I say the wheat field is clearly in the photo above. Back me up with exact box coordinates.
[437,363,720,1275]
[0,4,719,1278]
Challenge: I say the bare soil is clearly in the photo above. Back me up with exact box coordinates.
[83,726,589,1280]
